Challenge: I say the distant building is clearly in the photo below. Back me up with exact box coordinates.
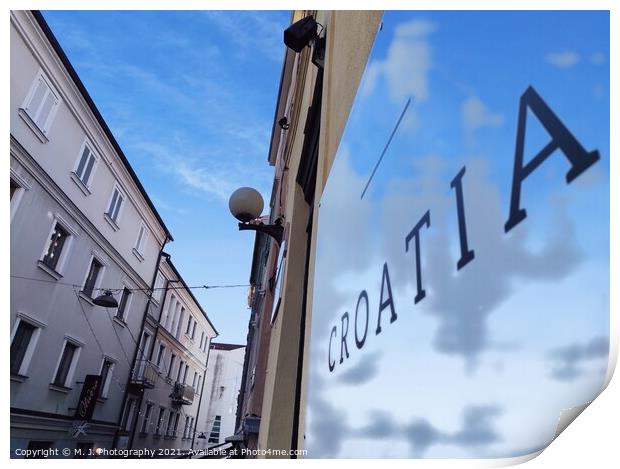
[10,10,173,456]
[127,254,218,454]
[195,343,245,450]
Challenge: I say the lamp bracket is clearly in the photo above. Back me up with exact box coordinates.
[238,219,284,245]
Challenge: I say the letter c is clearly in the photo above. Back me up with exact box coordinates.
[328,326,337,372]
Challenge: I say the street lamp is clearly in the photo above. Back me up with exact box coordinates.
[229,187,283,245]
[93,290,118,308]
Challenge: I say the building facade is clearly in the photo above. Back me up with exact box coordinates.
[195,343,245,451]
[232,10,382,457]
[10,10,173,456]
[126,255,218,455]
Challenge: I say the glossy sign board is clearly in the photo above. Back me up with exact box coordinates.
[305,11,609,458]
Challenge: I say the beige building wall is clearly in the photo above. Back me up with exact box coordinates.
[257,10,382,456]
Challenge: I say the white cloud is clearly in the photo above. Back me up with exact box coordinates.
[462,96,504,133]
[363,19,436,104]
[545,51,580,68]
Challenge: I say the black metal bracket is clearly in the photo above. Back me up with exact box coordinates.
[238,221,284,246]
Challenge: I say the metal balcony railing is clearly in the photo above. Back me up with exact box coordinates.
[170,382,195,405]
[131,359,158,389]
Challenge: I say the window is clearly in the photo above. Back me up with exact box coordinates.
[155,407,166,436]
[199,332,205,350]
[183,416,191,439]
[197,375,202,393]
[10,173,28,222]
[173,412,180,437]
[166,411,175,436]
[11,320,37,375]
[73,143,97,189]
[75,442,93,459]
[153,273,165,304]
[41,223,69,272]
[208,415,222,443]
[82,257,103,298]
[121,398,137,431]
[156,344,166,368]
[192,371,198,389]
[168,354,176,378]
[141,403,153,434]
[105,186,124,225]
[183,364,189,384]
[25,441,53,459]
[176,360,184,383]
[185,316,193,335]
[20,71,60,139]
[133,223,148,259]
[53,341,79,387]
[115,288,132,322]
[99,358,114,399]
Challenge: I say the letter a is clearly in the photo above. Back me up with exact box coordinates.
[504,86,600,233]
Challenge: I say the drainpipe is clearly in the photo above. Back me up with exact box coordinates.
[114,235,170,450]
[191,339,213,452]
[128,259,178,450]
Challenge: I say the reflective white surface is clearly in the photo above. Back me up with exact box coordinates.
[305,11,609,458]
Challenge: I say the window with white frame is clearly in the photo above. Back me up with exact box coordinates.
[10,172,29,222]
[52,339,80,388]
[155,407,166,436]
[98,357,115,399]
[191,321,197,340]
[168,354,176,378]
[133,223,148,259]
[156,344,166,369]
[20,71,60,139]
[173,412,180,437]
[121,397,137,431]
[199,331,205,350]
[141,403,153,434]
[82,257,104,298]
[72,142,98,190]
[10,317,42,376]
[40,222,70,272]
[183,364,189,384]
[152,273,165,304]
[105,186,124,225]
[165,411,175,436]
[196,374,202,394]
[115,288,132,322]
[183,415,191,439]
[176,360,184,383]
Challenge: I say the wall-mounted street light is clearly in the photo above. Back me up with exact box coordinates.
[93,290,118,308]
[229,187,283,245]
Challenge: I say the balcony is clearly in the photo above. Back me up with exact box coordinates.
[130,359,158,391]
[170,382,194,405]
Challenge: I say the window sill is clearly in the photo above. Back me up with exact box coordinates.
[49,383,72,393]
[18,108,49,143]
[132,248,145,262]
[113,316,127,328]
[70,172,92,196]
[36,260,63,280]
[103,213,120,231]
[78,292,95,306]
[11,373,29,383]
[96,397,108,404]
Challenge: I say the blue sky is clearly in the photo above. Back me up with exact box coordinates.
[42,10,291,344]
[305,11,609,458]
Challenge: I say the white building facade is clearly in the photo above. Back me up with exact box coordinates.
[10,10,172,457]
[127,255,218,455]
[195,343,245,451]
